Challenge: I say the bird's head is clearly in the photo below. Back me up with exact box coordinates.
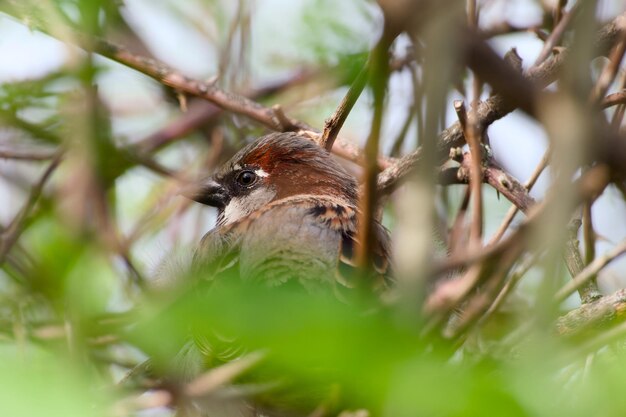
[182,132,358,226]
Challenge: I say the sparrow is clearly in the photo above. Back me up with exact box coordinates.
[171,132,392,416]
[183,131,391,292]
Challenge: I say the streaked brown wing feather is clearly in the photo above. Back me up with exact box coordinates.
[195,195,392,291]
[337,222,393,291]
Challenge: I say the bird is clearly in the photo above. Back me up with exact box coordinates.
[183,131,391,292]
[172,132,392,417]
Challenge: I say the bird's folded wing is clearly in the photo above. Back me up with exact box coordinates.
[195,195,392,291]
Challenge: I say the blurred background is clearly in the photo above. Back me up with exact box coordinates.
[2,1,626,416]
[2,0,625,291]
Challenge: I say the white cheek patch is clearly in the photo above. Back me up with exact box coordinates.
[222,197,248,226]
[221,186,276,226]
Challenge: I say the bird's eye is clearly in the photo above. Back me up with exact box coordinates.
[236,170,257,186]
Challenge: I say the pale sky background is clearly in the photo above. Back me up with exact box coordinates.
[1,0,625,296]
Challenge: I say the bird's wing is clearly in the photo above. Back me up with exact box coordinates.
[195,195,392,292]
[336,221,393,291]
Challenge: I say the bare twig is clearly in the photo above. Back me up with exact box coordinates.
[488,150,549,244]
[272,104,298,131]
[590,28,626,104]
[476,253,539,328]
[453,154,536,216]
[432,164,610,281]
[133,70,315,153]
[319,67,369,151]
[377,12,626,195]
[356,37,391,274]
[96,41,293,132]
[610,70,626,128]
[449,185,472,256]
[554,0,568,26]
[534,4,577,66]
[555,238,626,303]
[389,105,415,157]
[454,100,484,244]
[582,180,596,267]
[0,148,57,161]
[184,351,265,398]
[0,152,63,264]
[602,88,626,109]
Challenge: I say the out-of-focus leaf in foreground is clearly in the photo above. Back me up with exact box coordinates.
[0,342,108,417]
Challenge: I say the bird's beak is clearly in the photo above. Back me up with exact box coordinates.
[180,178,230,208]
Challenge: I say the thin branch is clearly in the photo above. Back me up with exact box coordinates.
[98,39,398,169]
[479,23,534,39]
[476,253,539,328]
[96,41,290,131]
[554,0,568,26]
[432,164,610,279]
[377,12,626,195]
[590,28,626,103]
[426,164,611,325]
[271,104,298,131]
[184,351,265,398]
[610,70,626,128]
[488,150,549,244]
[0,152,63,265]
[555,238,626,303]
[449,185,472,256]
[0,148,57,161]
[445,243,523,338]
[453,154,536,215]
[454,100,484,244]
[602,88,626,108]
[389,105,415,157]
[133,70,315,153]
[534,4,578,66]
[582,178,596,267]
[319,66,369,151]
[356,36,391,274]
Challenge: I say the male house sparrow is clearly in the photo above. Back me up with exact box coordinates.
[171,132,392,416]
[184,132,391,290]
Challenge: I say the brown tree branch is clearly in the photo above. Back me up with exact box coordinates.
[590,28,626,104]
[556,287,626,336]
[356,35,392,275]
[488,150,549,244]
[429,164,611,311]
[132,70,316,153]
[534,3,578,66]
[0,148,57,161]
[555,238,626,303]
[319,67,369,152]
[377,12,626,196]
[454,100,484,244]
[602,89,626,108]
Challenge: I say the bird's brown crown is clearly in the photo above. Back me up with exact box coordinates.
[223,132,358,204]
